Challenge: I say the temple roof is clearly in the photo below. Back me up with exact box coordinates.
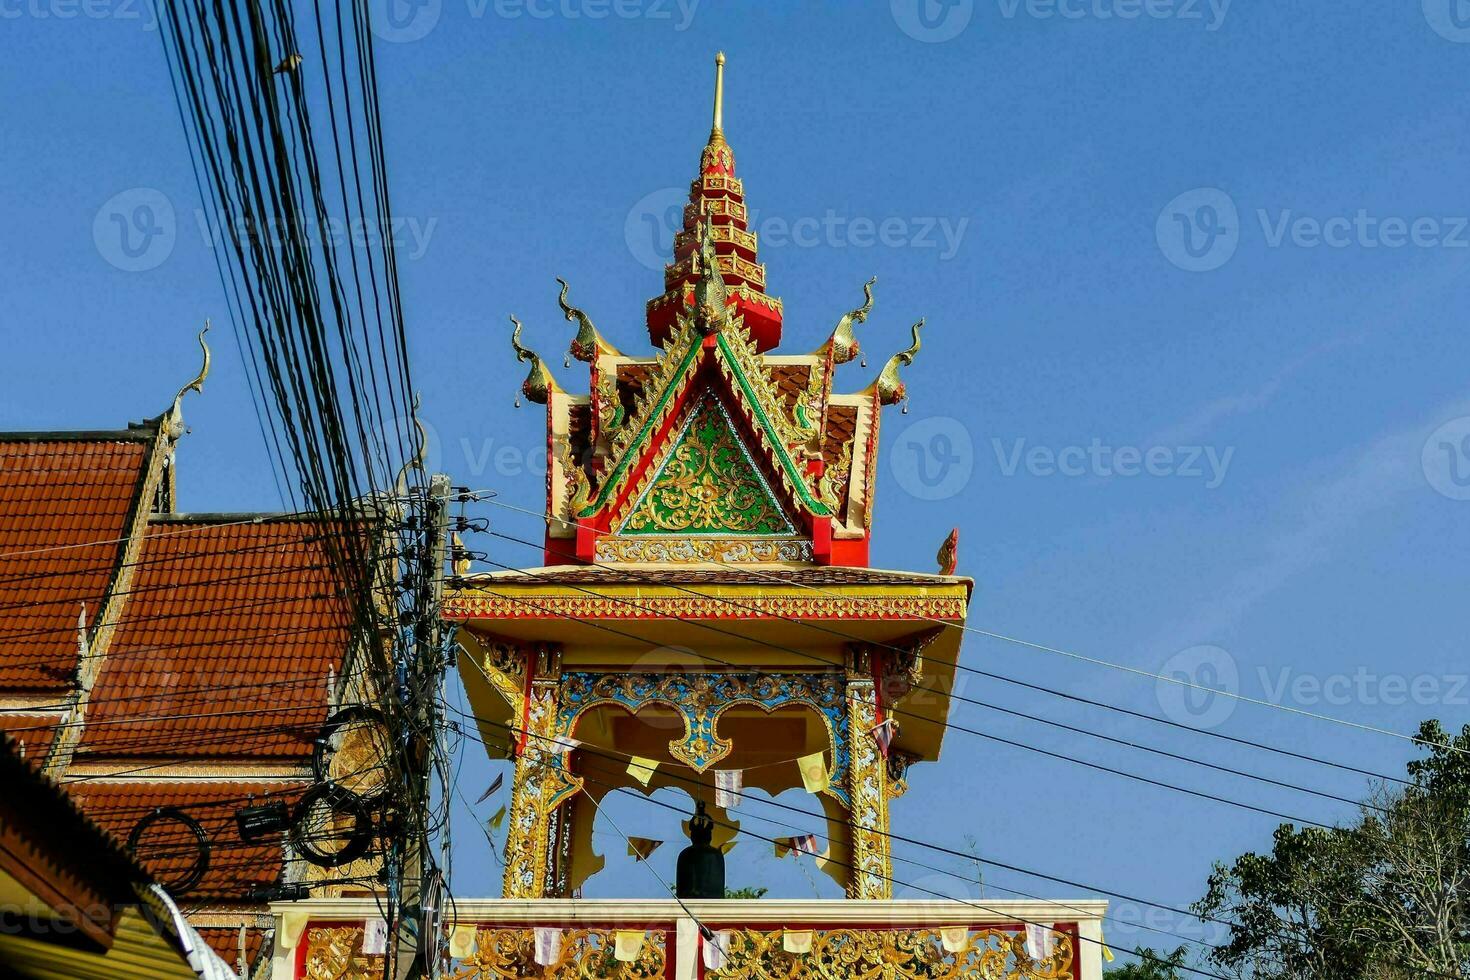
[74,780,307,901]
[508,57,926,569]
[77,515,354,761]
[0,427,162,692]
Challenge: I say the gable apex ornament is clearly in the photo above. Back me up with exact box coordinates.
[167,320,212,439]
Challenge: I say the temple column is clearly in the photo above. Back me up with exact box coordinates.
[501,646,572,899]
[844,646,892,899]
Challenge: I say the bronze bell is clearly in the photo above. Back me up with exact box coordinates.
[675,801,725,899]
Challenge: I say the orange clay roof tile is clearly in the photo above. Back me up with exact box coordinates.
[77,518,354,761]
[72,780,306,901]
[0,434,154,692]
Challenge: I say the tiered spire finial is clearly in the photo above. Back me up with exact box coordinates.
[709,52,726,146]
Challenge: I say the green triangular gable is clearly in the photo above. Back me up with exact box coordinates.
[618,394,797,536]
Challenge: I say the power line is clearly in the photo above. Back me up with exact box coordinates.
[480,495,1464,757]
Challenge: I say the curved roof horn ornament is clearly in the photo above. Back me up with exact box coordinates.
[825,276,876,366]
[509,315,557,407]
[167,320,212,439]
[872,318,923,408]
[557,277,621,364]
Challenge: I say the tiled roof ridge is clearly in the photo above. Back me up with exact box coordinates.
[0,418,164,442]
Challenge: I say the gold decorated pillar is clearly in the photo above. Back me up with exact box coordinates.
[501,645,576,899]
[844,645,892,899]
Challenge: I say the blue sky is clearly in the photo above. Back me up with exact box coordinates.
[5,0,1470,964]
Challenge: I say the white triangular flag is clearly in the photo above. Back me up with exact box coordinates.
[702,929,732,969]
[534,927,562,966]
[939,926,968,953]
[550,734,580,754]
[714,769,742,809]
[362,918,388,955]
[783,930,813,954]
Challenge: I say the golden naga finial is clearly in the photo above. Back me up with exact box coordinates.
[693,218,730,334]
[509,315,557,406]
[557,278,620,362]
[168,320,212,436]
[822,276,876,364]
[872,318,924,406]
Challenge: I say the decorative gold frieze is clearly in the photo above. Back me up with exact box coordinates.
[594,536,813,564]
[445,593,970,623]
[304,926,669,979]
[708,928,1075,980]
[449,928,667,979]
[303,927,384,980]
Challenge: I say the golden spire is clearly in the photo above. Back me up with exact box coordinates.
[709,52,727,147]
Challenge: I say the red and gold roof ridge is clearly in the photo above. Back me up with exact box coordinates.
[507,54,929,568]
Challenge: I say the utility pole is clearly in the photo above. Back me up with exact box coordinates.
[395,472,452,979]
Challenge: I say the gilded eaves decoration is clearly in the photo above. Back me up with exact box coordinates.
[708,928,1075,980]
[553,670,852,806]
[618,395,796,537]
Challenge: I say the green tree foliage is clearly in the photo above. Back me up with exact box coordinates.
[1105,946,1189,978]
[1194,721,1470,979]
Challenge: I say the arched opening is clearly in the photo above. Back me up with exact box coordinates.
[557,700,851,898]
